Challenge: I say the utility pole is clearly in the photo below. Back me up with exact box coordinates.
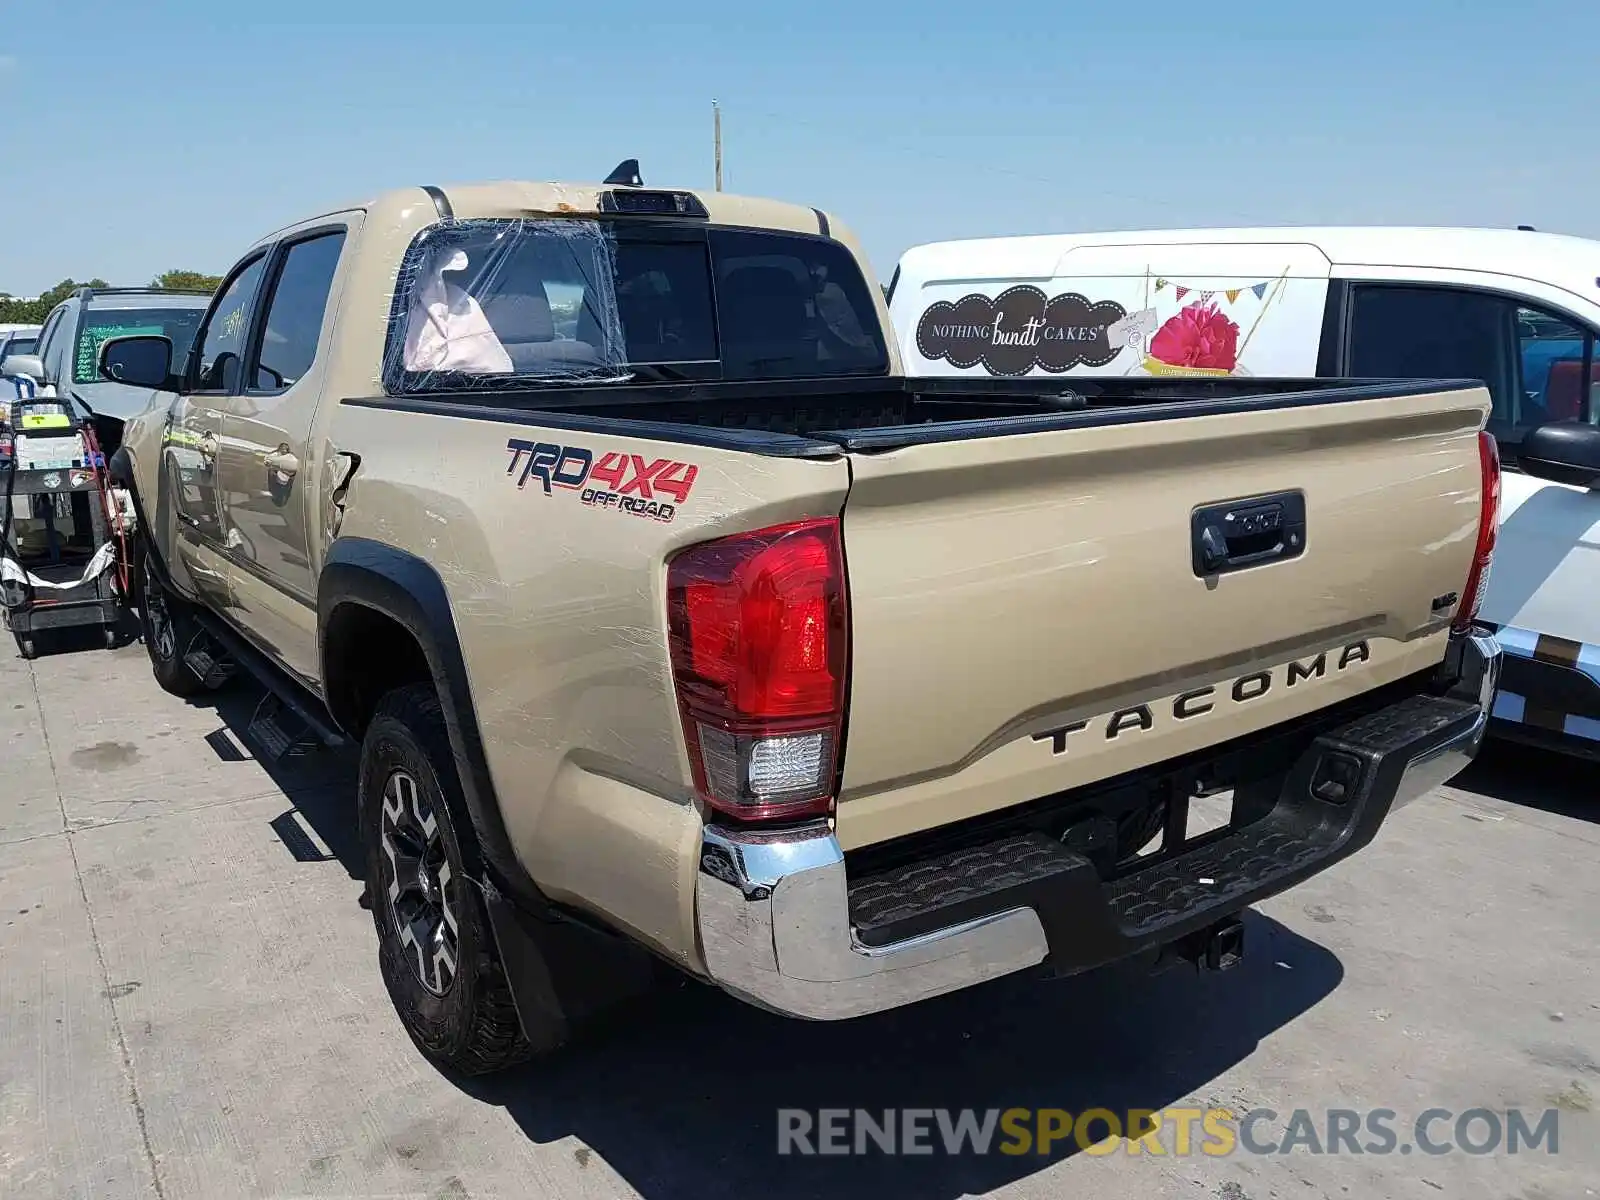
[713,99,723,192]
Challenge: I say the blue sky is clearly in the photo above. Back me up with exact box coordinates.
[2,0,1597,295]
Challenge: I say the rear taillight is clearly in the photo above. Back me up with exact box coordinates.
[1453,430,1501,634]
[667,518,848,822]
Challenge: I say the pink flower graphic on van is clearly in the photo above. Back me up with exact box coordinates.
[1149,301,1241,372]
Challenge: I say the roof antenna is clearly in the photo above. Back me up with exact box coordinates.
[605,159,643,187]
[1517,224,1536,232]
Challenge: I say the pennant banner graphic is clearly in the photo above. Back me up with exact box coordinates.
[1150,278,1279,305]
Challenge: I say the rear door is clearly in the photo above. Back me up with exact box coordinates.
[221,221,354,683]
[165,252,271,613]
[833,381,1490,848]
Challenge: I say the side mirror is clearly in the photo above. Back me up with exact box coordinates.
[1518,422,1600,489]
[1,353,45,383]
[99,335,175,390]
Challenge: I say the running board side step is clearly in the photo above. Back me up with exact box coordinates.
[192,610,347,755]
[247,692,324,760]
[182,641,237,690]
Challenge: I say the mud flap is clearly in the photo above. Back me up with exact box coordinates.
[476,875,660,1053]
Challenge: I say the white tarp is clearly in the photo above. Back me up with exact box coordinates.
[1,540,117,591]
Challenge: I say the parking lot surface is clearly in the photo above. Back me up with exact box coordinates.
[0,635,1596,1200]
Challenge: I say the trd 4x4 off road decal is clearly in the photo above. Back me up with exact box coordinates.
[915,286,1148,376]
[505,438,698,523]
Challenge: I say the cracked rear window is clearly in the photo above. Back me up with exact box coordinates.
[385,218,888,392]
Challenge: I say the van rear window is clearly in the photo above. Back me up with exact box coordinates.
[384,218,889,392]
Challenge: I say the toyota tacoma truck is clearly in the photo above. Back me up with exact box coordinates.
[94,168,1502,1075]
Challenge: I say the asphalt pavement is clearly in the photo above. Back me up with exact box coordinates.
[0,630,1596,1200]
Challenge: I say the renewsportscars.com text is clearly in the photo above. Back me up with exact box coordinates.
[776,1107,1562,1158]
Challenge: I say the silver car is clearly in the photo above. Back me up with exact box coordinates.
[3,288,210,421]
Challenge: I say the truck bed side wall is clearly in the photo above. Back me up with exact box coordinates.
[325,401,851,971]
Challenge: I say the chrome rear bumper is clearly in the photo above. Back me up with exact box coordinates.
[697,824,1049,1020]
[1392,630,1499,811]
[695,631,1499,1021]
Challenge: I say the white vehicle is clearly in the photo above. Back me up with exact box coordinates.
[888,226,1600,757]
[0,324,42,364]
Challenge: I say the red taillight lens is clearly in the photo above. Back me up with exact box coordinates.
[1453,430,1501,634]
[667,518,848,821]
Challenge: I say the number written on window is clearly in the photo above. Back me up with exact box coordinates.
[193,257,268,393]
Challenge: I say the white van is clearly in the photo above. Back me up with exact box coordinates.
[887,226,1600,758]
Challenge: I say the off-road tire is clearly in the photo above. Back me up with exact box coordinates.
[135,541,209,698]
[360,684,534,1076]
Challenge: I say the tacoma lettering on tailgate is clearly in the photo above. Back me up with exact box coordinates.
[1033,641,1372,755]
[505,438,698,523]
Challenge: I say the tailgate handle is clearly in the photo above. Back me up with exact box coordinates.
[1191,491,1307,578]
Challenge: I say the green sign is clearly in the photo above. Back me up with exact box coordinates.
[76,324,163,384]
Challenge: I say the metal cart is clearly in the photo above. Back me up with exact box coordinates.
[0,397,125,658]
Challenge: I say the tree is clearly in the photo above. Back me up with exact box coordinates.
[0,278,111,324]
[152,269,222,293]
[36,278,110,309]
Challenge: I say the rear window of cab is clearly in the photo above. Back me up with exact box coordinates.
[382,217,889,393]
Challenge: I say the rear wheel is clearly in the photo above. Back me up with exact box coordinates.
[136,543,209,697]
[360,684,536,1076]
[14,634,36,661]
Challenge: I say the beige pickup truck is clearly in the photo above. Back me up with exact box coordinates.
[95,169,1502,1076]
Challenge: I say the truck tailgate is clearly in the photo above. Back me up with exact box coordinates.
[834,383,1490,849]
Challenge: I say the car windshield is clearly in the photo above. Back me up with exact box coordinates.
[74,306,206,384]
[386,216,889,392]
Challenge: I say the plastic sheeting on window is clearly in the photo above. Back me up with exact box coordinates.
[384,218,629,393]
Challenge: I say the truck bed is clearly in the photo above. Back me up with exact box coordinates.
[344,372,1491,851]
[368,374,1482,448]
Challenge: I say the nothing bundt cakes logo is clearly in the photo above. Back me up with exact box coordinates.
[914,286,1132,376]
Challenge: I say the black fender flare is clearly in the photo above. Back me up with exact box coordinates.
[319,536,548,915]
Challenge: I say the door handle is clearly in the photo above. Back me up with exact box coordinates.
[264,448,300,478]
[1191,492,1307,578]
